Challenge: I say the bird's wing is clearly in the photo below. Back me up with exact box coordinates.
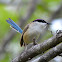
[20,24,29,46]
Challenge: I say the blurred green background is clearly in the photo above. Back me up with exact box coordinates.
[0,0,62,62]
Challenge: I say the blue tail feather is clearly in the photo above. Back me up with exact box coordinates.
[6,18,23,34]
[8,18,23,33]
[6,19,20,32]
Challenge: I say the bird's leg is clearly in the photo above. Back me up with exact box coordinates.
[24,44,28,51]
[33,37,37,45]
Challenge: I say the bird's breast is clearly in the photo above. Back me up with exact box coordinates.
[23,26,41,44]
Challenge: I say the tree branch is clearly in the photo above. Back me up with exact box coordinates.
[12,30,62,62]
[38,42,62,62]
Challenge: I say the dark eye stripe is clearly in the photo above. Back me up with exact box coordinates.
[32,19,47,23]
[32,19,51,25]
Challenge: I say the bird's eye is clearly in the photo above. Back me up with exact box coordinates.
[42,20,46,23]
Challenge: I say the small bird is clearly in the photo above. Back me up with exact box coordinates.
[6,18,51,47]
[20,19,51,46]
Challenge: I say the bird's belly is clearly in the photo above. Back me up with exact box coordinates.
[23,29,40,44]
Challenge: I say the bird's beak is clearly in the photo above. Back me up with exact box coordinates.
[47,23,51,25]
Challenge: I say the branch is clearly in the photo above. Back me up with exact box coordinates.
[12,30,62,62]
[38,42,62,62]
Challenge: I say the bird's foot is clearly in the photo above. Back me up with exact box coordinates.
[33,38,38,45]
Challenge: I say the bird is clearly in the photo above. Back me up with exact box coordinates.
[6,18,51,47]
[20,19,51,46]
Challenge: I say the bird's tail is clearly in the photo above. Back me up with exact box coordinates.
[6,18,23,34]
